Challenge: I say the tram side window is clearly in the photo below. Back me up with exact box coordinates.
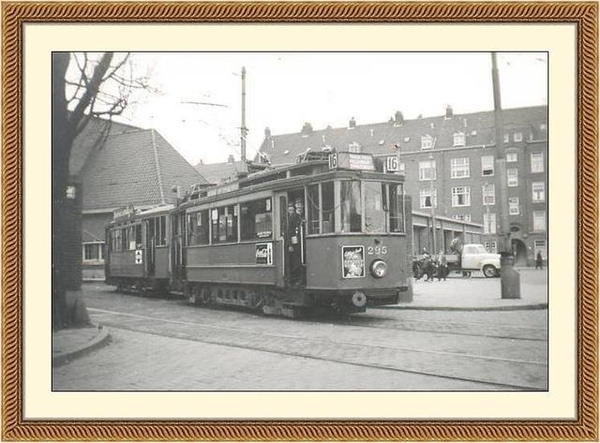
[212,205,238,243]
[111,229,122,252]
[306,185,320,234]
[389,184,405,233]
[135,224,142,247]
[364,182,386,233]
[187,210,209,246]
[125,225,141,250]
[341,180,362,233]
[241,199,272,240]
[120,227,128,251]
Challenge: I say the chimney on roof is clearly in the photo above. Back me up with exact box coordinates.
[228,154,235,164]
[445,105,454,119]
[349,117,356,129]
[301,122,313,135]
[394,111,404,125]
[264,127,271,138]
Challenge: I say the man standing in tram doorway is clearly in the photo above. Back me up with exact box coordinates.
[286,196,305,285]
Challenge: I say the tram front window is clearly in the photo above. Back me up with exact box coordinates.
[364,182,386,233]
[389,184,405,233]
[341,180,362,233]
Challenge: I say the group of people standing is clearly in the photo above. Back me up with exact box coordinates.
[413,248,449,282]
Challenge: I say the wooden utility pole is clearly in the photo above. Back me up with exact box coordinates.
[491,52,520,299]
[491,52,510,253]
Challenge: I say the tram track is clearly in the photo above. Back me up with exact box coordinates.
[89,307,547,390]
[321,313,547,341]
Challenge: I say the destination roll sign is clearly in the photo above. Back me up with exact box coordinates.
[113,204,137,222]
[328,152,375,172]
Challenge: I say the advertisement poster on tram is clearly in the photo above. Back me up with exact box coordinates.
[255,242,273,265]
[342,246,365,278]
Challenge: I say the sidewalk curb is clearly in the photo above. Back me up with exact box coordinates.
[52,324,111,367]
[377,303,548,312]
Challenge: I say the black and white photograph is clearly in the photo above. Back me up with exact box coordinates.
[50,51,550,393]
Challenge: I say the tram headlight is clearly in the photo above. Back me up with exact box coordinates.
[370,259,388,278]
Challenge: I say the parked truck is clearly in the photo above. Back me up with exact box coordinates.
[446,244,501,278]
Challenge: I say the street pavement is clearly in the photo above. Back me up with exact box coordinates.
[53,268,547,367]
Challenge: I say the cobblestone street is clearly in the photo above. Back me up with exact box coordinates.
[53,275,547,392]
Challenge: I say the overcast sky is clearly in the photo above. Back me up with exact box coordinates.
[116,52,547,166]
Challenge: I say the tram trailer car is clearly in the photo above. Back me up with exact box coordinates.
[105,204,173,293]
[105,151,412,317]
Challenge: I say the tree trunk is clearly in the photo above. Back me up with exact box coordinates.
[52,53,71,329]
[52,52,115,330]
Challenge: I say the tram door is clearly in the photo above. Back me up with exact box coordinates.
[279,191,306,285]
[145,219,156,276]
[170,213,186,286]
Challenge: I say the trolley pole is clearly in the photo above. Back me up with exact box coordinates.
[491,52,520,299]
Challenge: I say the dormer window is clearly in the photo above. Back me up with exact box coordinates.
[453,132,466,147]
[421,135,433,150]
[514,132,523,142]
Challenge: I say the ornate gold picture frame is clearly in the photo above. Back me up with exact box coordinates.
[2,1,598,441]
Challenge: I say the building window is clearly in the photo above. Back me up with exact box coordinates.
[451,186,471,207]
[514,132,523,142]
[421,135,433,150]
[531,152,544,173]
[83,242,104,263]
[503,133,510,143]
[532,182,545,202]
[482,184,495,205]
[450,157,470,179]
[506,152,518,162]
[453,214,472,222]
[348,142,361,153]
[507,168,519,187]
[483,212,496,234]
[509,196,520,215]
[453,132,466,147]
[484,241,498,253]
[481,156,494,176]
[533,211,546,232]
[240,198,273,240]
[420,188,437,209]
[419,160,436,181]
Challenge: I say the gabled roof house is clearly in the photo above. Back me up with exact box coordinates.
[72,117,208,279]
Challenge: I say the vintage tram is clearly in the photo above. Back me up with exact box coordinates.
[105,151,412,317]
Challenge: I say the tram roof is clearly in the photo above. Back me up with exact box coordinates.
[177,154,404,211]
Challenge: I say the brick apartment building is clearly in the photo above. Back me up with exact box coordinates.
[255,105,548,266]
